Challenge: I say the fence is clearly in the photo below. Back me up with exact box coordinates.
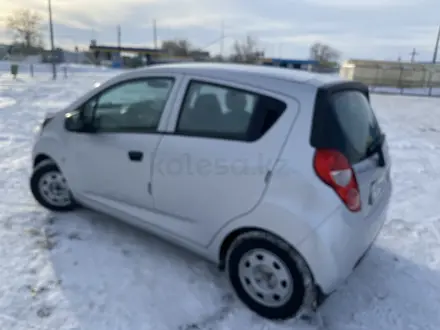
[340,61,440,97]
[0,60,121,81]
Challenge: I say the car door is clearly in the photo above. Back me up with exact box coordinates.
[150,77,298,246]
[64,76,179,212]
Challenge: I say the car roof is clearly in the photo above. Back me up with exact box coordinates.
[128,62,344,87]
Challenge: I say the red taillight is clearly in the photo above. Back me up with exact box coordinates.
[313,149,361,212]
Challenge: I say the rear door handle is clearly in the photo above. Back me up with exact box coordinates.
[128,150,143,162]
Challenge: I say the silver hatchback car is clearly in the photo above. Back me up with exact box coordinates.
[30,63,392,321]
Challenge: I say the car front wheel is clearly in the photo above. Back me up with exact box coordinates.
[226,231,315,320]
[30,160,77,212]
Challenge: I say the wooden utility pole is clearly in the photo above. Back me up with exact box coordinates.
[117,25,121,48]
[48,0,56,79]
[409,48,419,63]
[153,19,158,49]
[433,25,440,63]
[220,20,225,57]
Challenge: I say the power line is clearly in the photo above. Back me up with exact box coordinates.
[201,35,230,50]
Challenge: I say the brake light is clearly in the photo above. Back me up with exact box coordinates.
[313,149,361,212]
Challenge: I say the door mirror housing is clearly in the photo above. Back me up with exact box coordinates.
[64,110,96,133]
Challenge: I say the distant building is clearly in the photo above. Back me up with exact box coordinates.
[41,49,65,64]
[340,59,440,88]
[62,50,89,64]
[88,41,211,68]
[188,50,210,61]
[260,58,318,71]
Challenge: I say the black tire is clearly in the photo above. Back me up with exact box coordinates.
[226,231,316,320]
[30,160,77,212]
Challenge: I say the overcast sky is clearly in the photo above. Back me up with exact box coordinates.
[1,0,439,61]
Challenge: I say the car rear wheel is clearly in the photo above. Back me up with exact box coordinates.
[226,231,314,320]
[30,160,77,212]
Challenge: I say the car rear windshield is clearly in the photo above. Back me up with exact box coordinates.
[310,87,382,164]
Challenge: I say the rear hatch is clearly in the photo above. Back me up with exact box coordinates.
[310,81,391,216]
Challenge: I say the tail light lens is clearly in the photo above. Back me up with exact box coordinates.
[314,149,361,212]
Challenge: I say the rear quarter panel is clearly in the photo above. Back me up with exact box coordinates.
[207,81,342,260]
[271,83,343,229]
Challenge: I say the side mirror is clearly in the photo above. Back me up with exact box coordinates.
[64,111,95,133]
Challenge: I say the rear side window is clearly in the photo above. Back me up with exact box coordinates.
[176,80,287,141]
[311,88,382,164]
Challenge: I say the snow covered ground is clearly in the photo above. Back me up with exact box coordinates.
[1,71,440,330]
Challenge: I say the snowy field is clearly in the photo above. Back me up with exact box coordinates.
[1,70,440,330]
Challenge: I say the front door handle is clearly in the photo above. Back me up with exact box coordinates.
[128,150,143,162]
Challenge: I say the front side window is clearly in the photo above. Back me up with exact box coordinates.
[83,78,174,133]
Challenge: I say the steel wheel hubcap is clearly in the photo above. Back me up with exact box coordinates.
[38,171,71,207]
[238,248,294,307]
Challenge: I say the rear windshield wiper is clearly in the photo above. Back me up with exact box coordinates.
[366,133,386,167]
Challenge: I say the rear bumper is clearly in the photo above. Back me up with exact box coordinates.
[298,185,391,294]
[315,238,375,306]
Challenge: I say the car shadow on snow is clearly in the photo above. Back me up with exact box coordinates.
[45,210,440,330]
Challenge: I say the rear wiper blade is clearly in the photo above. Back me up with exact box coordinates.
[366,133,386,167]
[366,133,385,154]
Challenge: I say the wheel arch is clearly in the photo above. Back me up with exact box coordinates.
[33,153,54,168]
[219,227,264,270]
[218,227,306,272]
[219,226,323,318]
[32,133,65,170]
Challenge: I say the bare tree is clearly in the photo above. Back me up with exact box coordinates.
[161,39,192,57]
[7,9,43,50]
[309,42,340,67]
[230,35,264,63]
